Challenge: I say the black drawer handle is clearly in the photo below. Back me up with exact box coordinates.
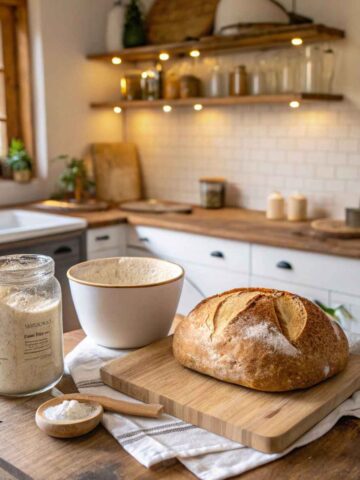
[139,237,149,242]
[95,235,110,241]
[54,246,73,255]
[276,260,293,270]
[210,251,224,259]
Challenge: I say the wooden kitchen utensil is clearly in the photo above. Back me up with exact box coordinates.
[311,219,360,239]
[90,143,142,204]
[146,0,219,44]
[100,336,360,453]
[36,393,164,438]
[36,397,103,439]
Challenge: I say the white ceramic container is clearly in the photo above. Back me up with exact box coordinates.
[67,257,184,348]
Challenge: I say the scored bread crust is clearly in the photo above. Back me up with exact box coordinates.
[173,288,349,392]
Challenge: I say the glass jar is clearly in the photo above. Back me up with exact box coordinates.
[141,68,161,100]
[120,72,141,100]
[301,46,322,93]
[229,65,248,96]
[179,75,201,98]
[199,177,226,209]
[0,255,63,397]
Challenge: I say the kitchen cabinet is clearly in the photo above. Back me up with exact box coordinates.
[127,226,250,314]
[251,244,360,297]
[126,225,360,321]
[87,225,126,260]
[250,275,330,304]
[330,292,360,334]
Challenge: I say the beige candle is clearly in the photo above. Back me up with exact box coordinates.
[266,192,285,220]
[287,193,307,221]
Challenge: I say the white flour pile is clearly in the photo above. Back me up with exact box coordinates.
[0,288,63,395]
[72,257,182,286]
[44,400,96,421]
[241,322,299,356]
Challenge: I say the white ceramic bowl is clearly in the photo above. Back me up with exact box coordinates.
[67,257,184,348]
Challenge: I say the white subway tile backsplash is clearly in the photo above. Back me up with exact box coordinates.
[127,101,360,218]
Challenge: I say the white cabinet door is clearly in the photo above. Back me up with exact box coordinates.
[133,226,251,273]
[87,225,126,259]
[178,260,250,316]
[330,291,360,333]
[250,275,330,304]
[251,244,360,297]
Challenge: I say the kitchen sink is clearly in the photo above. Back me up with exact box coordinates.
[0,209,87,244]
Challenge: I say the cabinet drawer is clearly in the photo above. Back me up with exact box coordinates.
[251,245,360,296]
[87,247,123,261]
[250,275,329,304]
[133,226,250,273]
[182,260,249,298]
[87,225,125,254]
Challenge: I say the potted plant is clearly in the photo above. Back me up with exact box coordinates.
[6,138,32,183]
[55,155,94,203]
[123,0,146,48]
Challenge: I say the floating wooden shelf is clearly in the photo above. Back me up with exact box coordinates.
[90,93,344,111]
[87,24,345,63]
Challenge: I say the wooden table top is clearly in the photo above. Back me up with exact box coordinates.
[1,329,360,480]
[28,203,360,259]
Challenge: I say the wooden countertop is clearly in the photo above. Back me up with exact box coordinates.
[1,328,360,480]
[28,203,360,259]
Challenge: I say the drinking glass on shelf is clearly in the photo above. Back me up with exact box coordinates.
[301,45,322,93]
[322,46,336,94]
[249,59,266,95]
[279,51,300,94]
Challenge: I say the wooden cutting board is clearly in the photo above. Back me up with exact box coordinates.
[120,200,192,214]
[89,143,142,204]
[101,336,360,453]
[311,219,360,239]
[146,0,219,44]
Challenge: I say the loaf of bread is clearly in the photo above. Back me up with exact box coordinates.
[173,288,349,392]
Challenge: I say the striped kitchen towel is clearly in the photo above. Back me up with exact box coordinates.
[65,333,360,480]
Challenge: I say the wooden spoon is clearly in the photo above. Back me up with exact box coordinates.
[36,394,164,438]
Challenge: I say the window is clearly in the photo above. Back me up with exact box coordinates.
[0,0,33,161]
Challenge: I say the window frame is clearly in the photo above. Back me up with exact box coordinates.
[0,0,34,170]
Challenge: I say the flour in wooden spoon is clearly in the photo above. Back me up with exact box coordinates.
[44,400,96,421]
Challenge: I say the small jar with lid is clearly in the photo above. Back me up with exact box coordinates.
[0,255,64,397]
[199,177,226,209]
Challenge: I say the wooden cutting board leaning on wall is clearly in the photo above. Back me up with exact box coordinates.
[146,0,220,44]
[88,143,142,204]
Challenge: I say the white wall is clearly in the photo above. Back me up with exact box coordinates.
[125,0,360,218]
[0,0,123,205]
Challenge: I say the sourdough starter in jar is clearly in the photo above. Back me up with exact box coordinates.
[0,255,64,396]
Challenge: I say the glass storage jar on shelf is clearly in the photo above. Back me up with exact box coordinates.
[0,254,64,397]
[229,65,248,96]
[141,65,161,100]
[120,71,142,100]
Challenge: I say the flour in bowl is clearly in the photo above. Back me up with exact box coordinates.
[70,257,183,286]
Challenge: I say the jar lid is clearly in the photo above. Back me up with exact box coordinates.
[0,254,54,285]
[199,177,226,184]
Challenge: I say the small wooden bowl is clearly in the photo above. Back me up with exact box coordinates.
[35,397,103,438]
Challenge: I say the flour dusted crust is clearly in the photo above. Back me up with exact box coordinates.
[173,288,349,392]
